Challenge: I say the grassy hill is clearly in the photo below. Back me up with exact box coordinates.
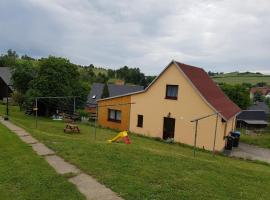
[212,72,270,85]
[2,105,270,200]
[91,67,270,86]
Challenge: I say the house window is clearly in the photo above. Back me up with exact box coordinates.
[108,109,121,122]
[165,85,178,100]
[137,115,143,127]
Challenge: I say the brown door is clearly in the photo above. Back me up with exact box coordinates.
[163,117,175,140]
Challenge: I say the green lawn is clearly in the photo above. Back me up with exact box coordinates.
[0,122,84,199]
[212,75,270,85]
[2,105,270,199]
[239,127,270,149]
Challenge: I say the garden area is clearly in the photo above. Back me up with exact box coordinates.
[239,126,270,149]
[1,104,270,200]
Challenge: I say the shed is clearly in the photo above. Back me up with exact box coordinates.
[237,110,268,129]
[85,83,143,113]
[0,67,13,100]
[248,102,269,115]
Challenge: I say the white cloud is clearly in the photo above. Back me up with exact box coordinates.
[0,0,269,75]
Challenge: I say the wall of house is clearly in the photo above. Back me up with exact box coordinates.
[98,96,131,131]
[0,78,10,100]
[129,63,235,151]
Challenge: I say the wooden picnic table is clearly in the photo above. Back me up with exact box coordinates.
[64,123,80,133]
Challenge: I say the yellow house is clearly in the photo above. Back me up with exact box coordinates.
[97,61,241,151]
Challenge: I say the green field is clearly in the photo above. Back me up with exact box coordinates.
[239,127,270,149]
[212,75,270,85]
[0,122,84,200]
[2,105,270,200]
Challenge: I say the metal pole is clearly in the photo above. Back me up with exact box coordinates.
[212,113,219,156]
[193,120,198,157]
[73,97,76,114]
[94,105,98,140]
[35,98,38,128]
[127,102,131,132]
[6,84,9,117]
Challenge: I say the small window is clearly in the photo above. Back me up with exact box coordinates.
[108,109,121,123]
[165,85,178,100]
[137,115,143,127]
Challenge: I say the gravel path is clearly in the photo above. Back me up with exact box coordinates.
[229,142,270,164]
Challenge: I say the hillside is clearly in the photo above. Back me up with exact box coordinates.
[212,72,270,85]
[92,68,270,86]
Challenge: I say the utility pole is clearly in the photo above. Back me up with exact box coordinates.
[193,120,198,157]
[73,97,76,114]
[6,84,9,117]
[35,98,38,128]
[212,113,219,156]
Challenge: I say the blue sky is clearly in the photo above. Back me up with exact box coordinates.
[0,0,269,75]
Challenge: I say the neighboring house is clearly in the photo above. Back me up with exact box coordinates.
[85,83,144,113]
[97,60,241,151]
[0,67,13,100]
[250,86,270,99]
[237,110,268,129]
[248,102,269,115]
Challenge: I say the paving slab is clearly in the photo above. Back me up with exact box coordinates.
[13,130,29,137]
[229,142,270,164]
[69,173,123,200]
[31,143,55,156]
[0,120,24,131]
[19,135,38,144]
[45,155,81,174]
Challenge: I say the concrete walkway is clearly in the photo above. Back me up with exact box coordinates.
[0,118,122,200]
[228,142,270,164]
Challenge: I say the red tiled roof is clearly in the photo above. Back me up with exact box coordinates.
[250,87,270,95]
[175,61,241,120]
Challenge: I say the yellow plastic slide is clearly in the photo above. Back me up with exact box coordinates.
[108,131,131,144]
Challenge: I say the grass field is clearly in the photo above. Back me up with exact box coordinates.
[0,122,84,200]
[2,105,270,199]
[239,127,270,149]
[212,75,270,85]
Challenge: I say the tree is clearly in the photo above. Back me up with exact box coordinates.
[95,73,109,83]
[115,66,145,85]
[26,56,88,115]
[11,91,25,111]
[107,69,116,78]
[21,54,35,61]
[101,83,109,98]
[0,49,18,67]
[11,60,37,94]
[265,98,270,109]
[79,67,96,83]
[219,83,251,109]
[256,82,267,87]
[253,91,264,102]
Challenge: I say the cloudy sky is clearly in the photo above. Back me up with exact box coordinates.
[0,0,269,75]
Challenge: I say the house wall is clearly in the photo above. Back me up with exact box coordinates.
[98,96,131,131]
[129,63,235,151]
[85,106,97,114]
[0,78,11,100]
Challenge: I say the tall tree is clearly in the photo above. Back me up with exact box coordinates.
[26,56,88,114]
[219,83,251,109]
[11,60,37,94]
[0,49,18,67]
[101,83,110,98]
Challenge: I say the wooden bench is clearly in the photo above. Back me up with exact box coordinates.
[64,123,80,133]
